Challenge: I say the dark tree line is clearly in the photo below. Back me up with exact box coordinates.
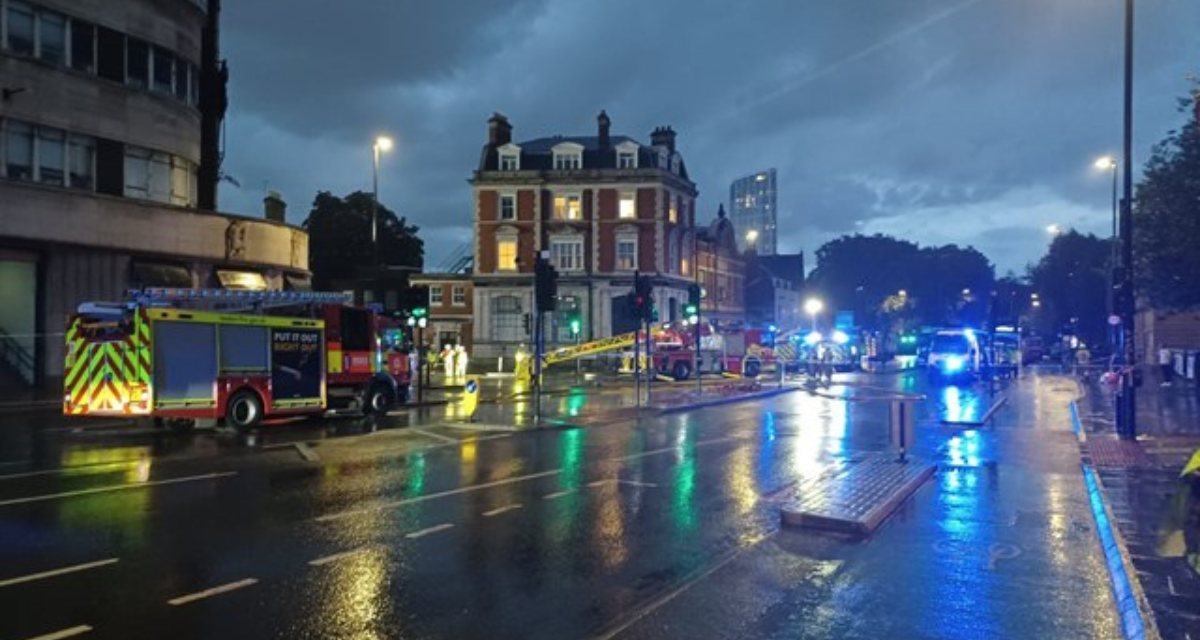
[303,190,424,290]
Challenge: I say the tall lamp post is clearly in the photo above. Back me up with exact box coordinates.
[371,136,394,267]
[1095,156,1119,355]
[1117,0,1137,439]
[804,298,824,333]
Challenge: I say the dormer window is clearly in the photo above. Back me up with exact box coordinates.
[497,143,521,171]
[615,141,639,169]
[552,142,584,170]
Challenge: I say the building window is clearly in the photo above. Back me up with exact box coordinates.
[173,57,189,101]
[668,233,678,276]
[617,150,636,169]
[553,194,581,220]
[70,19,95,72]
[124,146,171,203]
[37,9,66,65]
[491,295,523,342]
[170,156,194,206]
[499,193,516,221]
[668,195,678,223]
[452,286,466,306]
[497,238,518,271]
[550,237,583,272]
[618,192,636,219]
[681,257,689,277]
[126,38,149,89]
[68,135,94,189]
[36,127,65,186]
[429,285,443,306]
[499,152,519,171]
[616,237,637,271]
[553,151,582,170]
[6,2,34,55]
[4,121,34,180]
[152,45,174,94]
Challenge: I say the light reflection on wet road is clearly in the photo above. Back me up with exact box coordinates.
[0,371,1123,639]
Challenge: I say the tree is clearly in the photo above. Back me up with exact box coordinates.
[1133,90,1200,309]
[1028,230,1111,351]
[303,191,424,290]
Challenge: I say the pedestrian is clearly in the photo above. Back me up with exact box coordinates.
[1160,344,1174,387]
[443,345,455,380]
[820,345,834,386]
[455,345,469,378]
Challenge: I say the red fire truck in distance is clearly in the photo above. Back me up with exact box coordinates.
[63,289,411,430]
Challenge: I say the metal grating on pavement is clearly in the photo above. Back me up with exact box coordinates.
[780,453,935,536]
[1087,440,1152,468]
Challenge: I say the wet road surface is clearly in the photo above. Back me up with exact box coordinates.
[0,371,1122,639]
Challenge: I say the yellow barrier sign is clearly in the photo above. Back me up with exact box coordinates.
[462,375,480,421]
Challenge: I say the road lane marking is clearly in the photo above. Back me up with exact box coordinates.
[294,442,320,462]
[542,490,576,500]
[308,548,371,566]
[0,462,140,482]
[410,428,459,443]
[0,472,237,507]
[482,504,522,517]
[168,578,258,606]
[314,436,738,523]
[586,479,612,488]
[587,479,658,488]
[21,625,93,640]
[315,469,563,522]
[0,558,119,588]
[406,523,454,539]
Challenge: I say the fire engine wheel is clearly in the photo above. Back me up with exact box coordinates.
[672,361,692,382]
[226,391,263,431]
[363,384,394,415]
[744,360,762,378]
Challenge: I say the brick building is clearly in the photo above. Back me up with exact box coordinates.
[469,111,699,358]
[694,205,745,325]
[408,273,474,352]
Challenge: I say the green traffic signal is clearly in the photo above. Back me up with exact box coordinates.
[569,318,581,335]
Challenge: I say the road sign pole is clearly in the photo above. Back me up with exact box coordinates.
[534,309,543,424]
[634,318,641,409]
[646,319,653,405]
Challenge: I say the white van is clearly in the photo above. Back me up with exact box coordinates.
[927,330,982,381]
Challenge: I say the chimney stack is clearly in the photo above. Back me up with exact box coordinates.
[263,190,286,222]
[488,112,512,147]
[597,110,611,149]
[650,125,677,153]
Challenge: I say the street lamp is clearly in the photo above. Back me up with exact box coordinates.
[1046,224,1063,236]
[745,229,759,252]
[1095,155,1120,356]
[372,136,394,267]
[804,298,824,332]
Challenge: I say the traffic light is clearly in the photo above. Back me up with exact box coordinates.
[629,273,654,321]
[569,315,581,337]
[535,257,558,312]
[522,312,533,336]
[685,283,701,325]
[411,306,428,328]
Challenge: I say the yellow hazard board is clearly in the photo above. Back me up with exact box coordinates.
[461,375,480,420]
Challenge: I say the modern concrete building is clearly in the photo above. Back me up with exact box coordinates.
[729,168,777,255]
[469,111,698,358]
[0,0,310,390]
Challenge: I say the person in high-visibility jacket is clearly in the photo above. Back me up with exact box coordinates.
[1158,450,1200,576]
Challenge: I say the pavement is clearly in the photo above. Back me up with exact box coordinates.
[0,369,1139,639]
[1077,375,1200,640]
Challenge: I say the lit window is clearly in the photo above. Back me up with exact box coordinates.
[668,195,678,223]
[616,238,637,271]
[452,286,466,305]
[618,193,635,219]
[550,238,583,272]
[70,20,95,72]
[4,121,34,180]
[681,258,689,276]
[429,285,443,305]
[553,151,582,170]
[126,39,149,89]
[38,10,66,65]
[170,157,194,206]
[617,151,636,169]
[499,194,516,220]
[499,153,519,171]
[153,46,174,94]
[554,194,581,220]
[37,127,65,186]
[497,238,518,271]
[6,2,34,55]
[68,135,94,189]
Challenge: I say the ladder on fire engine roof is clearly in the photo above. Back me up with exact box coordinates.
[121,288,352,313]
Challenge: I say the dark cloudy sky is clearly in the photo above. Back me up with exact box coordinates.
[216,0,1199,275]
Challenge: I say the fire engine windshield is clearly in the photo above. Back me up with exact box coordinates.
[931,334,971,355]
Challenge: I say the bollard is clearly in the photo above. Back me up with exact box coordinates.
[890,399,916,463]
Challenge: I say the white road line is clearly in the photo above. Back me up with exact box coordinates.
[0,472,237,508]
[406,523,454,539]
[542,490,576,501]
[314,435,738,523]
[0,558,119,588]
[0,462,137,482]
[21,625,93,640]
[617,480,657,488]
[308,548,370,567]
[586,479,615,488]
[410,428,459,444]
[315,468,563,523]
[167,578,258,606]
[482,503,522,517]
[0,460,29,468]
